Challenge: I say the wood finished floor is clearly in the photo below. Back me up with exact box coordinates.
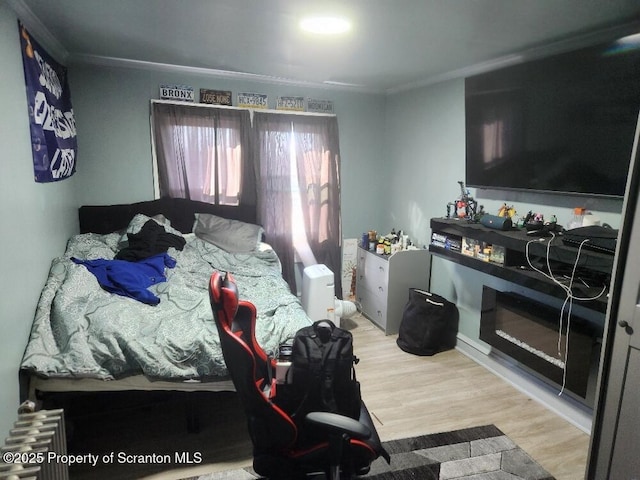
[345,314,589,480]
[64,313,589,479]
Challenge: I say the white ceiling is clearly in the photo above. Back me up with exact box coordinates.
[11,0,640,93]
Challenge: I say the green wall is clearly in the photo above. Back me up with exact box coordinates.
[68,63,388,239]
[0,4,78,439]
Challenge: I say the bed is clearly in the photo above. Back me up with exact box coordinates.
[19,198,312,402]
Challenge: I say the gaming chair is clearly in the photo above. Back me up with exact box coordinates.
[209,271,389,479]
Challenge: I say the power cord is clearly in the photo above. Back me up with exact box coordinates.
[524,232,607,301]
[524,232,606,396]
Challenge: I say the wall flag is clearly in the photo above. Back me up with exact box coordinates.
[19,21,77,183]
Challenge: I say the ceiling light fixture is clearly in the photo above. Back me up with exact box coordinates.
[300,15,351,35]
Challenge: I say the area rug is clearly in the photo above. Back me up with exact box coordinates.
[185,424,555,479]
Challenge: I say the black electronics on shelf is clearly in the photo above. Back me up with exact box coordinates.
[464,36,639,198]
[429,217,613,314]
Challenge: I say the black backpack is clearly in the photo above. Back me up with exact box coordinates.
[288,320,361,421]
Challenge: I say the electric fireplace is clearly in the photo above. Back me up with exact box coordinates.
[480,286,602,404]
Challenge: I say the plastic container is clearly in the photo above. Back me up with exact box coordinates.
[301,264,335,323]
[568,207,586,230]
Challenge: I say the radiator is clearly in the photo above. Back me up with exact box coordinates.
[0,406,69,480]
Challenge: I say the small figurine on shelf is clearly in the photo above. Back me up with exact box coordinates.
[546,215,561,232]
[446,180,478,220]
[498,203,517,219]
[523,211,534,225]
[524,211,545,233]
[473,205,486,222]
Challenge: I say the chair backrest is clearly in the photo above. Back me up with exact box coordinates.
[209,271,297,452]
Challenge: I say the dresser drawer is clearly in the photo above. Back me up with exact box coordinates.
[355,246,430,335]
[357,276,387,302]
[356,288,387,329]
[357,251,389,291]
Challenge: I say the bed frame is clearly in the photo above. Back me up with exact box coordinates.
[20,198,258,403]
[78,197,257,234]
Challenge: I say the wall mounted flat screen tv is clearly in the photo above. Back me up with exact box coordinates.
[465,34,640,197]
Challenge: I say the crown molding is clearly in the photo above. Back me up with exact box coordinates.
[6,0,382,94]
[7,0,69,64]
[387,19,640,95]
[7,0,638,97]
[69,53,386,95]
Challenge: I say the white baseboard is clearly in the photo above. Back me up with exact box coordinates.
[455,333,593,434]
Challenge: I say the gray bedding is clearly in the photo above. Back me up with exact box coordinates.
[21,231,312,382]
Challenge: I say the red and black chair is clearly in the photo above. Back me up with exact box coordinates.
[209,271,389,479]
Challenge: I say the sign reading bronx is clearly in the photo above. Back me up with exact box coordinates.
[160,84,195,102]
[19,22,77,182]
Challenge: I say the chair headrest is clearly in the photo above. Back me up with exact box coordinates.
[209,271,239,321]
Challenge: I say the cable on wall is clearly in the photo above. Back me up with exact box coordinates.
[525,233,607,396]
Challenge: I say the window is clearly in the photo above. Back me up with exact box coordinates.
[254,112,342,295]
[151,101,341,296]
[202,124,242,205]
[151,102,251,205]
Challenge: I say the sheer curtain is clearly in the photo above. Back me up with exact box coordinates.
[293,116,342,298]
[152,102,255,206]
[152,102,342,296]
[253,112,342,297]
[253,112,297,292]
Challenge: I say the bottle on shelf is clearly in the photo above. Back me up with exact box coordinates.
[361,233,369,251]
[568,207,586,230]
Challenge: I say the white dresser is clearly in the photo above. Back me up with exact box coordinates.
[355,246,431,335]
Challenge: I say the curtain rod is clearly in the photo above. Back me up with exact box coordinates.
[151,99,336,118]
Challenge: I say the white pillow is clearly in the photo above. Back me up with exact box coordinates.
[192,213,264,253]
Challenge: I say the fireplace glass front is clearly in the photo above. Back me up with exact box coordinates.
[480,286,601,403]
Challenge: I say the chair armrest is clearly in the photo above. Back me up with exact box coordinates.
[305,412,371,440]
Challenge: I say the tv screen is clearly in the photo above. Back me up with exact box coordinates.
[465,34,640,197]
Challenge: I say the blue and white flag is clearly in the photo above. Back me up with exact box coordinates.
[19,22,77,183]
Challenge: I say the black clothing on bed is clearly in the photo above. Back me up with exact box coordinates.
[115,220,186,261]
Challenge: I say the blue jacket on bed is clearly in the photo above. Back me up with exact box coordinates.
[71,253,176,305]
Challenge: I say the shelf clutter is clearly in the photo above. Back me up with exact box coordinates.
[429,217,613,314]
[361,228,421,256]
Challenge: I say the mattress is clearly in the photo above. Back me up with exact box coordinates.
[20,227,311,389]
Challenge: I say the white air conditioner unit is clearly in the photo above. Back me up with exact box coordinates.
[301,264,337,326]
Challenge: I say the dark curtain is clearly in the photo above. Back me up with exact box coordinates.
[152,102,255,207]
[253,112,342,297]
[152,102,342,297]
[293,116,343,298]
[253,112,297,292]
